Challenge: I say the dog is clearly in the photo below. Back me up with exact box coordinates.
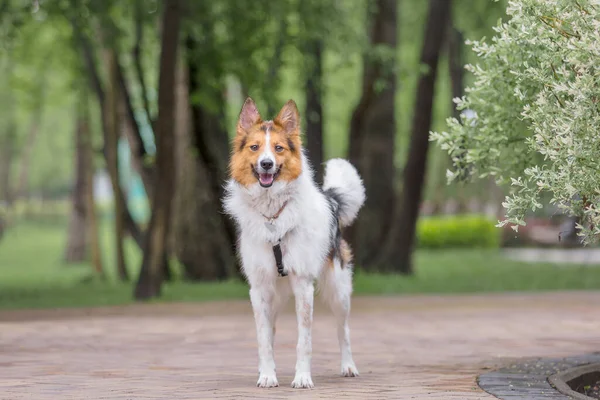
[223,98,365,389]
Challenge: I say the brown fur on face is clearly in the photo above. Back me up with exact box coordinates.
[230,98,303,186]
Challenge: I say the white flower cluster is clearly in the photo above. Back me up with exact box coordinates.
[431,0,600,243]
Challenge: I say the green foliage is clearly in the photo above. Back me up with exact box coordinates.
[0,0,511,197]
[0,2,81,195]
[432,0,600,243]
[453,0,508,41]
[417,214,500,249]
[184,0,367,129]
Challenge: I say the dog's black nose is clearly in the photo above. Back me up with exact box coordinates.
[260,160,274,170]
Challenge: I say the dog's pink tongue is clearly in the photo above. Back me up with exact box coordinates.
[259,173,274,185]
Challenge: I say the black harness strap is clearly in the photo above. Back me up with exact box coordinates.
[272,241,287,277]
[262,202,289,277]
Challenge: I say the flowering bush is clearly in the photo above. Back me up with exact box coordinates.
[431,0,600,243]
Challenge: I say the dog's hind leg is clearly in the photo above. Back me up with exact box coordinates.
[250,285,279,388]
[319,255,359,378]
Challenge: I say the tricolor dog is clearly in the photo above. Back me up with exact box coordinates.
[223,98,365,389]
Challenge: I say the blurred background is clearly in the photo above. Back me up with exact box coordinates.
[0,0,597,309]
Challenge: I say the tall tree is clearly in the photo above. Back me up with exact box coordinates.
[131,0,154,133]
[80,86,104,277]
[0,122,15,206]
[93,2,156,206]
[171,19,238,280]
[0,57,15,206]
[380,0,452,273]
[69,9,145,251]
[448,24,464,121]
[104,49,129,281]
[447,6,468,212]
[346,0,397,267]
[64,100,90,263]
[171,47,235,280]
[115,58,155,198]
[304,38,324,182]
[15,70,47,199]
[135,0,181,299]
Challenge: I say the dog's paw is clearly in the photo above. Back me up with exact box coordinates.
[291,372,314,389]
[341,362,359,377]
[256,373,279,388]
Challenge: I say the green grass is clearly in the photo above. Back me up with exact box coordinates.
[1,220,600,310]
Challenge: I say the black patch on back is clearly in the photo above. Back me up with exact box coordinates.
[238,136,247,151]
[323,188,344,265]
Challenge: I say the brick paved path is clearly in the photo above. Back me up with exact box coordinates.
[1,292,600,399]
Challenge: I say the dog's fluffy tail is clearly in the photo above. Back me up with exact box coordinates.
[322,159,366,227]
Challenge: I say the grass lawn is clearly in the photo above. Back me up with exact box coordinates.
[1,220,600,310]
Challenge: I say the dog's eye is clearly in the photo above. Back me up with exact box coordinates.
[274,145,284,153]
[250,145,259,151]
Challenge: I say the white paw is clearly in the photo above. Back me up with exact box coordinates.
[341,362,359,377]
[291,372,314,389]
[256,373,279,388]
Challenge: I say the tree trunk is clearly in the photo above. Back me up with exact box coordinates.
[429,152,449,215]
[0,127,15,206]
[81,87,104,277]
[104,49,129,282]
[448,16,468,213]
[94,9,155,196]
[132,0,154,132]
[113,47,170,280]
[64,102,90,264]
[70,15,147,253]
[15,119,40,200]
[115,59,154,198]
[379,0,452,274]
[16,79,45,200]
[135,0,181,299]
[448,24,464,120]
[171,50,235,281]
[346,0,397,268]
[171,35,237,281]
[0,56,15,206]
[304,38,324,183]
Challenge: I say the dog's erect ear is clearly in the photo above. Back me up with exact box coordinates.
[237,97,261,135]
[274,100,300,134]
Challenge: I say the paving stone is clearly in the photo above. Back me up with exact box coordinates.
[1,292,600,399]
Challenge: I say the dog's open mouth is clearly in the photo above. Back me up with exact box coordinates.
[252,166,281,188]
[259,173,274,186]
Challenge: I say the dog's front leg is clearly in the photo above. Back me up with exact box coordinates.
[249,286,278,388]
[290,275,315,389]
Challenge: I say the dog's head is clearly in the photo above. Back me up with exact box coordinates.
[230,98,303,188]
